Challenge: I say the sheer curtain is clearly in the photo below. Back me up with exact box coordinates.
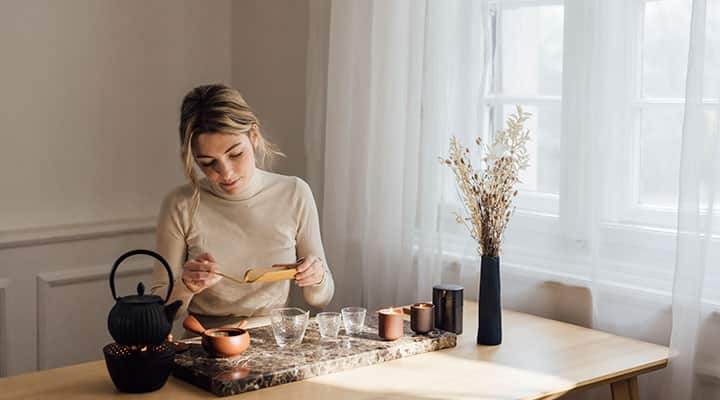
[305,0,489,311]
[669,1,720,398]
[305,0,720,399]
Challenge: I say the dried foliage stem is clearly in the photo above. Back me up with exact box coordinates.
[440,105,532,258]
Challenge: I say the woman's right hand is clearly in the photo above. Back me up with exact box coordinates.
[182,252,223,293]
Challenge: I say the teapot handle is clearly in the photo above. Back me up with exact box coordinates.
[109,249,174,303]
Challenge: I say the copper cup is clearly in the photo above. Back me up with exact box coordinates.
[378,308,404,341]
[410,302,434,334]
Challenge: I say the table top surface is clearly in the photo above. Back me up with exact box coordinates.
[0,301,669,400]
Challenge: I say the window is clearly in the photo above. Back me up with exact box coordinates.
[438,0,565,248]
[622,0,692,227]
[437,0,719,297]
[487,0,564,214]
[474,0,696,228]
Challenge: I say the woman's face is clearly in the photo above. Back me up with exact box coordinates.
[193,130,257,195]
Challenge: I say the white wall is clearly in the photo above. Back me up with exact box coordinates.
[231,0,309,178]
[0,0,232,376]
[0,0,232,231]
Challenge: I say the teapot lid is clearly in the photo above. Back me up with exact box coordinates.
[118,282,163,304]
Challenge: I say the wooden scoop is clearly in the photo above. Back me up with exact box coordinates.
[214,258,303,284]
[243,266,297,283]
[245,258,303,283]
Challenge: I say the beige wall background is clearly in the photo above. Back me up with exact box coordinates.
[0,0,310,234]
[0,0,310,377]
[0,0,231,232]
[231,0,309,178]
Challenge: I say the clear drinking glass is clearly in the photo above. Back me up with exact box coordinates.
[270,307,309,347]
[316,312,342,339]
[341,307,366,335]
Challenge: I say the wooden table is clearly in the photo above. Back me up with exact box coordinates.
[0,301,668,399]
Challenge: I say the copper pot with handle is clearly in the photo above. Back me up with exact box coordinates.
[182,315,250,357]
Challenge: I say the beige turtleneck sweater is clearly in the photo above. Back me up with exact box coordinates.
[150,168,334,319]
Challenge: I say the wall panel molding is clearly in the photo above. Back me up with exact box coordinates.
[36,262,153,370]
[0,279,8,377]
[0,217,156,250]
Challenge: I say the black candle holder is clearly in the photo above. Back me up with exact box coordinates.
[432,284,463,334]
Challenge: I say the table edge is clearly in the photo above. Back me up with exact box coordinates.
[529,357,669,400]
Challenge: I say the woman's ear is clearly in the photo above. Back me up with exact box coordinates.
[249,123,260,148]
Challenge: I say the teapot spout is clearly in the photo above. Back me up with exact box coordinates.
[164,300,183,322]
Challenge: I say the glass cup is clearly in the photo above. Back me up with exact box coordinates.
[316,312,342,339]
[341,307,367,335]
[270,307,309,347]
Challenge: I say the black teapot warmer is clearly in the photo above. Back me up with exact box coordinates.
[103,249,182,393]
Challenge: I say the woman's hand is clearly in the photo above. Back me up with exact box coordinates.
[182,252,223,293]
[293,255,325,287]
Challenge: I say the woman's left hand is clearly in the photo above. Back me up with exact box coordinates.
[293,255,325,287]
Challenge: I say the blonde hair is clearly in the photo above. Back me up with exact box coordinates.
[178,83,284,224]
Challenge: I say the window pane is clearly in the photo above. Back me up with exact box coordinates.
[497,4,564,96]
[441,104,561,208]
[642,0,692,98]
[705,0,720,100]
[499,104,561,194]
[638,107,684,207]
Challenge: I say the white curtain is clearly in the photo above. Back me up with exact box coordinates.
[306,0,720,399]
[305,0,489,311]
[668,1,720,398]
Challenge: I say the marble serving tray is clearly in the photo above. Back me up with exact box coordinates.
[172,315,457,397]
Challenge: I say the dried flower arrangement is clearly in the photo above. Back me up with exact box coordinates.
[440,105,532,257]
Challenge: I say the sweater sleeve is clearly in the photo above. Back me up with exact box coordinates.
[150,189,195,319]
[295,178,335,308]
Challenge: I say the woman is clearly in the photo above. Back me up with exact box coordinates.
[150,84,334,332]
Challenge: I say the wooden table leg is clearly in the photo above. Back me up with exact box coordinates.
[611,376,639,400]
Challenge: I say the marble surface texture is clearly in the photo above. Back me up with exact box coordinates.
[172,315,457,396]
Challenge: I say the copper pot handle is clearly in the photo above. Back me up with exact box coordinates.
[182,315,207,335]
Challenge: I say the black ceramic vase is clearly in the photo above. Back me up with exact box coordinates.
[477,255,501,345]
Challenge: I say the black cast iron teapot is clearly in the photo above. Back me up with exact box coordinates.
[108,249,182,345]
